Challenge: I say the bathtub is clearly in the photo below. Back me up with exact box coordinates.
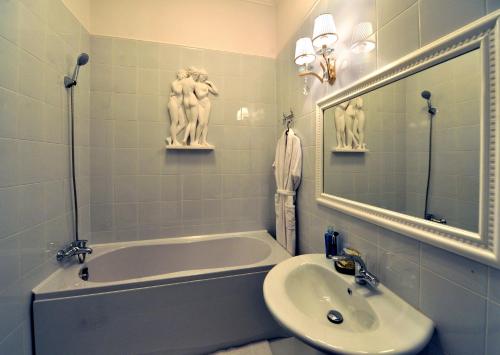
[32,230,290,355]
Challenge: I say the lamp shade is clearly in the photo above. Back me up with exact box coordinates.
[294,37,316,65]
[312,14,338,48]
[351,22,375,53]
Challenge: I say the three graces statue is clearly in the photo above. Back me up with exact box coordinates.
[166,67,218,148]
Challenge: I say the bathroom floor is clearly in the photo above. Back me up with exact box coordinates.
[212,338,326,355]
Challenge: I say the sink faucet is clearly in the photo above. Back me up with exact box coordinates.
[56,240,92,263]
[332,250,379,288]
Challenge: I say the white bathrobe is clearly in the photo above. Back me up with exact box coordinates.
[273,129,302,255]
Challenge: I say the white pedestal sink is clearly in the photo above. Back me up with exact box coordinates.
[263,254,434,355]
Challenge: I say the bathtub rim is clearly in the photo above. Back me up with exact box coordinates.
[33,230,290,300]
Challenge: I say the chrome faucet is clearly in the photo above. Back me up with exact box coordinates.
[56,240,92,263]
[332,250,379,288]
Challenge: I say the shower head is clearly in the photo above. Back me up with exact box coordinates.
[77,53,89,66]
[64,53,90,88]
[420,90,436,115]
[421,90,431,100]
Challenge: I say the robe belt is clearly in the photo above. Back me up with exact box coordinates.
[276,189,296,196]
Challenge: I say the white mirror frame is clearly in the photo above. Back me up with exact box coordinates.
[315,11,500,268]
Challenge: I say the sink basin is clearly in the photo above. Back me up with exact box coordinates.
[263,254,433,354]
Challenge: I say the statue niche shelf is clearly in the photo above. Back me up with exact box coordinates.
[331,148,369,153]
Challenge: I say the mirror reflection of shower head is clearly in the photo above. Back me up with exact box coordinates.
[64,53,90,88]
[421,90,431,100]
[421,90,437,115]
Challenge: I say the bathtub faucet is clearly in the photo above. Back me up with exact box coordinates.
[56,240,92,263]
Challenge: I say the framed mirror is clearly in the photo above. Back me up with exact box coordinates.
[315,12,500,267]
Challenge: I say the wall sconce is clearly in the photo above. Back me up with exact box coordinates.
[351,22,375,54]
[294,14,338,88]
[294,14,376,92]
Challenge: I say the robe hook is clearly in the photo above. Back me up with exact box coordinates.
[283,109,294,132]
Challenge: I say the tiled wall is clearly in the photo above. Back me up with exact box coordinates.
[89,36,277,243]
[276,0,500,354]
[0,0,90,353]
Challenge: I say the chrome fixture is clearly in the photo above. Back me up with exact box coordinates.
[426,214,447,224]
[64,52,89,88]
[326,309,344,324]
[421,90,437,115]
[60,53,90,264]
[56,240,93,263]
[332,249,379,288]
[420,90,446,224]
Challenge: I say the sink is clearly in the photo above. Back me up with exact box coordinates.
[263,254,433,354]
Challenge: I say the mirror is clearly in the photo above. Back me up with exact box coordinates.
[323,49,481,232]
[315,10,500,268]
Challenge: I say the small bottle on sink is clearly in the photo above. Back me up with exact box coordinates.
[324,226,339,258]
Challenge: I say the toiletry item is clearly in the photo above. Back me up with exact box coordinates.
[334,247,361,275]
[324,226,336,258]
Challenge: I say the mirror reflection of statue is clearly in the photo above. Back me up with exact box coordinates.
[353,97,366,149]
[345,101,357,148]
[334,104,347,149]
[333,97,367,151]
[165,67,218,148]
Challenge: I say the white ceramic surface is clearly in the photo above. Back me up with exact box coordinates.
[33,230,290,299]
[32,231,290,355]
[263,254,434,355]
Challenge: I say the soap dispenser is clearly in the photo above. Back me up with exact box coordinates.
[324,226,339,258]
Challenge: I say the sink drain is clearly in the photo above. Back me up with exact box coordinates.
[327,310,343,324]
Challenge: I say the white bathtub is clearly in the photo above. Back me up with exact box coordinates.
[33,231,290,355]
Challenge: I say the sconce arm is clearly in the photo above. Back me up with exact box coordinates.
[298,71,324,83]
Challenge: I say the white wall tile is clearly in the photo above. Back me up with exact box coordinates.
[137,68,159,95]
[112,38,137,67]
[421,243,488,295]
[90,36,112,65]
[114,203,138,229]
[0,324,24,355]
[0,37,19,91]
[0,235,20,294]
[378,4,419,67]
[378,229,419,264]
[91,64,113,92]
[420,269,486,355]
[486,300,500,354]
[90,203,113,232]
[378,252,420,307]
[18,3,45,59]
[159,44,181,70]
[0,88,18,139]
[489,267,500,304]
[137,41,159,69]
[420,0,485,45]
[377,0,417,27]
[112,93,137,121]
[112,66,137,94]
[488,0,500,12]
[0,0,19,44]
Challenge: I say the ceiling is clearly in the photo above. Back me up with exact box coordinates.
[241,0,276,6]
